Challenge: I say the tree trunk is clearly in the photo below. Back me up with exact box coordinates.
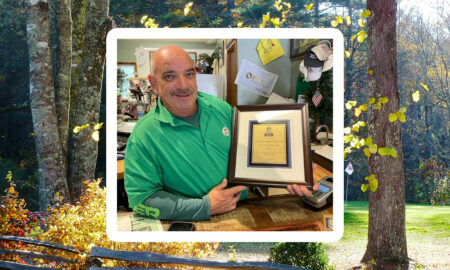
[362,0,408,268]
[26,0,70,210]
[67,0,111,200]
[54,0,72,160]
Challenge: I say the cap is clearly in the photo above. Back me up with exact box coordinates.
[304,46,324,68]
[311,41,332,61]
[323,53,333,72]
[300,60,323,82]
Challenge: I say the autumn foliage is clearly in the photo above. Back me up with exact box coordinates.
[0,173,218,268]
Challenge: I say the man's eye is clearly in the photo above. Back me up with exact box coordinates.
[164,74,175,80]
[186,72,195,78]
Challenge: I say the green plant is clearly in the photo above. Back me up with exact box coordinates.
[198,47,222,67]
[269,242,329,270]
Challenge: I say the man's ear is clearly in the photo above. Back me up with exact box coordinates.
[148,74,159,95]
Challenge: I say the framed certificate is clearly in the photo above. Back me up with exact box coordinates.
[228,103,313,188]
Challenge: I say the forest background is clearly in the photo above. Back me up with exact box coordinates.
[0,0,448,269]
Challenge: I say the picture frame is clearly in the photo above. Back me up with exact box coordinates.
[289,39,320,61]
[228,103,313,188]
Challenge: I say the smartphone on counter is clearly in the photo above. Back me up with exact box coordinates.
[168,222,196,231]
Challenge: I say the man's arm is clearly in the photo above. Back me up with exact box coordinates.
[133,190,210,221]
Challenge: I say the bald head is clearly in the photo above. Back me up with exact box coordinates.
[151,45,194,75]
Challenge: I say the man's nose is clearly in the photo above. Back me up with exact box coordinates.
[176,75,190,89]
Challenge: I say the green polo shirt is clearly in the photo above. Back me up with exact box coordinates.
[125,92,245,219]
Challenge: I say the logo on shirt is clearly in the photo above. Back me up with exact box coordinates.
[222,127,230,136]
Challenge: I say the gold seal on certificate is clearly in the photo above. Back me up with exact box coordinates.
[250,122,288,166]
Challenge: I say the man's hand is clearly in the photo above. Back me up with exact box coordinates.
[286,163,320,197]
[208,179,246,215]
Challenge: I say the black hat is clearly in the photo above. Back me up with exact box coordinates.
[304,46,324,68]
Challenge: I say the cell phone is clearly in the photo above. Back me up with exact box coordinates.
[303,176,333,209]
[168,222,196,231]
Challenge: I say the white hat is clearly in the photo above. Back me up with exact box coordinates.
[299,60,323,82]
[311,41,332,61]
[323,53,333,72]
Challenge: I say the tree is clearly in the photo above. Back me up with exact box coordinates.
[26,0,113,210]
[362,0,408,268]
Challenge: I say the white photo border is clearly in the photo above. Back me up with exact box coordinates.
[106,28,344,242]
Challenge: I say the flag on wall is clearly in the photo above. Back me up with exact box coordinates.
[312,90,323,107]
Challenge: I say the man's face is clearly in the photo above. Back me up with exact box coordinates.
[150,47,198,117]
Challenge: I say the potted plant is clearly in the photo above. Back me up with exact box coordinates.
[198,47,222,74]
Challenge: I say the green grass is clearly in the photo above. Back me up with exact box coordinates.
[343,201,450,239]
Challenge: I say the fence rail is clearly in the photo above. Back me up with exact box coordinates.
[0,235,306,269]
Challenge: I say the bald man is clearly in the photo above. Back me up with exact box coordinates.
[125,45,315,221]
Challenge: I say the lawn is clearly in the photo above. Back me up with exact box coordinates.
[217,201,449,269]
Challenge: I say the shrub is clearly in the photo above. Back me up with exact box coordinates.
[269,242,329,270]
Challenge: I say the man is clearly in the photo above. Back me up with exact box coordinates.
[125,45,316,221]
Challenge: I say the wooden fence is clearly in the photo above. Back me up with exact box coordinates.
[0,235,307,269]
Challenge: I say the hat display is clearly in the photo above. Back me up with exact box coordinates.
[311,41,332,61]
[299,60,323,82]
[304,46,324,68]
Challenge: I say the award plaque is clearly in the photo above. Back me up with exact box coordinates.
[228,103,313,188]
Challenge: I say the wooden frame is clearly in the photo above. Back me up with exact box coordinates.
[289,39,320,61]
[228,103,313,188]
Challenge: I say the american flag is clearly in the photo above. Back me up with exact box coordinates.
[312,90,322,107]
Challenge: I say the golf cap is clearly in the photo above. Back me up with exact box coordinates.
[304,46,324,68]
[311,41,332,61]
[300,60,323,82]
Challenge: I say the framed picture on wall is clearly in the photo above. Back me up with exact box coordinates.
[290,39,320,60]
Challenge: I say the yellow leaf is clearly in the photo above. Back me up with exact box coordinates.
[9,186,15,194]
[355,108,362,117]
[360,10,372,18]
[369,177,378,192]
[379,97,388,104]
[398,111,406,122]
[357,121,366,127]
[358,17,366,27]
[344,134,353,143]
[351,34,357,41]
[420,82,429,91]
[345,100,357,110]
[365,137,373,146]
[73,126,81,134]
[391,148,397,158]
[304,3,314,12]
[374,102,381,110]
[367,69,373,75]
[389,113,398,122]
[357,30,368,43]
[237,22,243,28]
[364,148,371,157]
[352,124,360,132]
[361,184,368,192]
[378,147,391,156]
[368,97,375,104]
[336,16,343,24]
[92,131,99,142]
[274,2,283,11]
[412,91,420,102]
[345,15,351,25]
[94,122,103,130]
[263,12,270,22]
[359,104,368,111]
[283,2,291,9]
[369,143,378,154]
[271,18,280,28]
[140,16,148,24]
[344,127,351,134]
[399,106,407,113]
[345,50,351,58]
[331,20,338,27]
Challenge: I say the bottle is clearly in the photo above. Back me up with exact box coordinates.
[137,105,144,119]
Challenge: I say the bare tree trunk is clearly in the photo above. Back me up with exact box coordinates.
[26,0,70,210]
[54,0,72,160]
[67,0,111,200]
[362,0,408,268]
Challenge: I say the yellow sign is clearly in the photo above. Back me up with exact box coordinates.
[256,39,285,65]
[251,123,287,165]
